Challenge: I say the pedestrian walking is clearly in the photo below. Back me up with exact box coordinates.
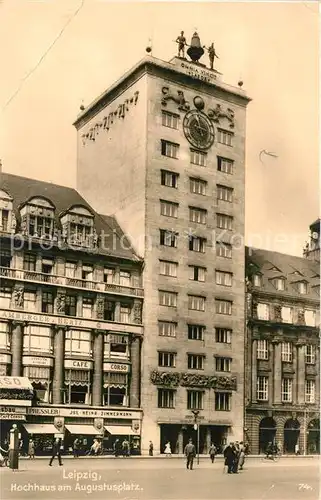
[223,442,237,474]
[238,441,245,470]
[184,438,196,470]
[164,441,171,456]
[149,441,154,456]
[209,443,216,463]
[232,442,240,473]
[49,438,63,466]
[122,439,130,457]
[295,443,300,456]
[28,438,35,459]
[0,440,9,467]
[113,439,121,457]
[73,438,80,458]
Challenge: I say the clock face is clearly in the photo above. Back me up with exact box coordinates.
[183,110,215,150]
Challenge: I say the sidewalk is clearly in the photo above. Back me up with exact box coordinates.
[19,453,320,460]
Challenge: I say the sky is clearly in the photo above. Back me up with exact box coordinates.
[0,0,319,256]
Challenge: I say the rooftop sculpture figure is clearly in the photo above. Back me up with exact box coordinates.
[175,31,187,58]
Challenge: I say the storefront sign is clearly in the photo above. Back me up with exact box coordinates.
[22,356,53,367]
[64,360,93,370]
[0,406,26,414]
[0,377,33,390]
[103,362,130,373]
[0,353,11,364]
[26,407,142,419]
[0,413,26,420]
[0,310,143,335]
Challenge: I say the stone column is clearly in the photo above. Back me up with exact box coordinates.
[92,330,103,406]
[178,428,184,454]
[52,326,66,404]
[273,342,282,404]
[114,302,121,322]
[129,335,141,408]
[292,345,297,404]
[297,344,305,405]
[251,340,257,402]
[11,321,24,376]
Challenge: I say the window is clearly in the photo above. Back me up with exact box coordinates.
[215,299,232,315]
[28,214,53,237]
[42,291,54,314]
[305,345,315,364]
[23,254,36,272]
[190,178,207,195]
[281,378,292,402]
[160,200,178,218]
[158,388,176,408]
[216,270,233,287]
[188,295,205,311]
[65,330,91,356]
[104,300,115,321]
[64,370,90,404]
[257,303,269,320]
[215,392,231,411]
[160,229,178,248]
[161,140,179,159]
[0,287,11,308]
[104,333,129,358]
[215,357,231,372]
[119,271,131,287]
[274,278,285,291]
[69,223,92,246]
[215,328,232,344]
[158,321,177,337]
[216,242,232,259]
[217,157,233,174]
[82,265,93,281]
[159,290,177,307]
[1,210,9,231]
[103,372,128,406]
[190,150,207,166]
[161,170,179,188]
[188,324,205,341]
[298,282,307,294]
[218,129,233,146]
[253,274,262,287]
[65,295,77,316]
[281,306,292,323]
[0,321,9,349]
[120,304,131,323]
[189,207,207,224]
[257,339,269,360]
[42,259,53,275]
[65,261,77,278]
[0,250,12,268]
[187,390,204,410]
[189,266,206,282]
[281,342,292,362]
[189,236,206,253]
[257,376,268,401]
[160,260,178,277]
[305,310,316,327]
[104,268,115,284]
[188,354,204,370]
[82,297,93,319]
[162,111,179,129]
[305,380,315,403]
[23,325,52,353]
[158,351,176,367]
[217,213,233,230]
[24,291,36,312]
[217,185,233,202]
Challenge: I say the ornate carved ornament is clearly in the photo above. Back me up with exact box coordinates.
[133,300,142,324]
[150,370,237,391]
[81,91,139,145]
[161,87,190,111]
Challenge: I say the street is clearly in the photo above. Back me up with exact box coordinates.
[0,457,319,500]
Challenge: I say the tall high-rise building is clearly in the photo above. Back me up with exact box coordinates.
[74,35,251,453]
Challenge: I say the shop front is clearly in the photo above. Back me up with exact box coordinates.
[0,376,33,444]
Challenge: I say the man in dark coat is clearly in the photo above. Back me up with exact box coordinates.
[49,438,63,466]
[184,438,196,470]
[224,442,236,474]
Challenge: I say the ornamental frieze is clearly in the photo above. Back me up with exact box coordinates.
[150,371,237,391]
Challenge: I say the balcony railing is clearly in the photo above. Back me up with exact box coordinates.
[0,266,144,298]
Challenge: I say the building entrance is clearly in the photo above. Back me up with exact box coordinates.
[307,419,320,454]
[283,419,300,454]
[259,417,276,454]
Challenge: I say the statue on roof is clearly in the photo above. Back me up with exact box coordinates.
[205,42,219,70]
[176,31,187,58]
[187,32,204,63]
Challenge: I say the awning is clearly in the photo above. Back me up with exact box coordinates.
[0,376,33,390]
[104,425,136,436]
[65,425,99,435]
[23,424,57,434]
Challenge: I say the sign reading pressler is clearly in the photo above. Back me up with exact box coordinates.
[26,407,142,419]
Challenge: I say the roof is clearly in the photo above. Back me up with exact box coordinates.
[246,246,320,300]
[0,172,141,262]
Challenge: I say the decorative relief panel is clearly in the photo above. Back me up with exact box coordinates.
[150,370,237,391]
[12,286,24,309]
[132,300,142,324]
[161,87,190,111]
[282,362,295,374]
[208,104,235,128]
[257,360,271,372]
[297,310,305,326]
[305,364,317,376]
[56,293,66,314]
[274,305,282,322]
[81,91,139,145]
[96,295,105,320]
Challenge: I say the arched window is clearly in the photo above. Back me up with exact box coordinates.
[20,196,55,238]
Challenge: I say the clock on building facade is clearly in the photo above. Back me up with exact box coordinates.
[183,110,215,150]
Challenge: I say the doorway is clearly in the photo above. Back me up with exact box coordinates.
[283,419,300,454]
[259,417,276,454]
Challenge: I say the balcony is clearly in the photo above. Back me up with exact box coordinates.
[0,266,144,298]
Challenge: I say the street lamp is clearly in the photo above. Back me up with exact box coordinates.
[192,410,200,465]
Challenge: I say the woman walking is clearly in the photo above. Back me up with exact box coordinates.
[164,441,172,457]
[28,438,35,459]
[209,443,217,463]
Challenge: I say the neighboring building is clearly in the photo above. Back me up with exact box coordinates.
[0,173,144,454]
[74,35,251,453]
[245,242,320,454]
[303,218,320,263]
